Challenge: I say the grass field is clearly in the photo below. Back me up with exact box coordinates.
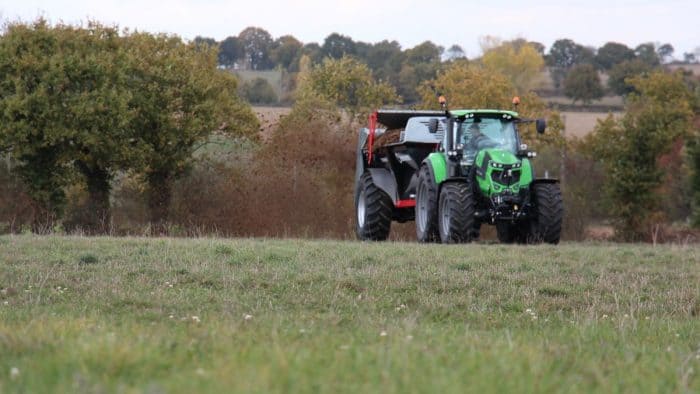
[1,235,699,393]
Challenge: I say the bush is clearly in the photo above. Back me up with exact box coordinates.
[240,77,278,104]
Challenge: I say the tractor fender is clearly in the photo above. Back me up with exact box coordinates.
[422,153,447,185]
[367,168,398,204]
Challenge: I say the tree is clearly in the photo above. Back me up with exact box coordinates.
[563,64,604,104]
[446,44,466,61]
[547,38,594,69]
[657,43,674,63]
[321,33,356,59]
[398,41,443,103]
[635,43,660,67]
[270,35,302,71]
[364,40,404,83]
[583,71,694,240]
[683,52,697,63]
[417,62,564,149]
[240,77,278,104]
[193,36,217,48]
[547,39,594,89]
[295,56,399,122]
[527,41,546,56]
[238,26,273,70]
[481,39,544,92]
[219,36,244,67]
[123,32,260,225]
[301,42,324,64]
[594,42,635,70]
[405,41,443,64]
[607,59,652,96]
[691,129,700,227]
[0,20,134,231]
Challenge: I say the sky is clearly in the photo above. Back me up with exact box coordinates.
[1,0,699,59]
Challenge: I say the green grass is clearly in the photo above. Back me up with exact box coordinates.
[1,235,698,393]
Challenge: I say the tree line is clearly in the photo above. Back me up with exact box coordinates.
[197,26,699,105]
[0,20,258,233]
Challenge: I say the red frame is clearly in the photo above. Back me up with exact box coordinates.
[395,199,416,208]
[367,111,377,164]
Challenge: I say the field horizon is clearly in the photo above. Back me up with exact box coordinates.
[1,235,698,392]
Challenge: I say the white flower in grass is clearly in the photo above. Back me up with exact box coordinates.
[3,301,8,306]
[405,335,413,341]
[191,316,200,323]
[169,315,174,319]
[380,330,387,337]
[10,367,19,379]
[243,314,253,321]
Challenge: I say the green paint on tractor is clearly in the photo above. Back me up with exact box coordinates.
[474,149,532,197]
[450,109,520,118]
[426,152,447,184]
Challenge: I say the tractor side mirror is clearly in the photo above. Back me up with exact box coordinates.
[536,118,546,134]
[428,118,439,134]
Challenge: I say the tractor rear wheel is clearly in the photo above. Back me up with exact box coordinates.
[525,183,563,244]
[415,165,439,242]
[438,182,475,244]
[355,172,392,241]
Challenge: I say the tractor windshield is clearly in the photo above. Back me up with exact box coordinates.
[459,118,518,164]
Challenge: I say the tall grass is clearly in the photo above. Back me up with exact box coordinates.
[1,235,698,392]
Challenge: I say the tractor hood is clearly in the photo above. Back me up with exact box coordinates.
[474,148,533,197]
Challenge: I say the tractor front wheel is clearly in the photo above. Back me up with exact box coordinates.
[525,182,563,244]
[355,172,392,241]
[438,182,475,244]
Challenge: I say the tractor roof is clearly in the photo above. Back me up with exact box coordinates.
[376,109,519,129]
[450,109,520,118]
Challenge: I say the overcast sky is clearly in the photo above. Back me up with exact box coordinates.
[1,0,698,58]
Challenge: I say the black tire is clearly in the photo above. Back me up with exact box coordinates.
[525,183,563,244]
[415,165,439,242]
[496,222,517,243]
[438,182,475,244]
[471,221,481,240]
[355,172,392,241]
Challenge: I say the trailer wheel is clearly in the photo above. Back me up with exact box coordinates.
[525,183,563,244]
[438,182,475,244]
[415,165,439,242]
[355,172,392,241]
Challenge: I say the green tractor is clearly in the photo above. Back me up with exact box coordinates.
[354,99,563,244]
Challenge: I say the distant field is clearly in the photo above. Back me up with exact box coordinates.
[252,106,616,139]
[560,111,622,138]
[253,106,290,139]
[546,95,624,108]
[1,235,698,392]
